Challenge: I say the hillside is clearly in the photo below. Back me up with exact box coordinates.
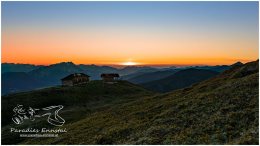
[1,80,153,144]
[1,60,258,144]
[2,80,152,125]
[121,71,151,80]
[1,63,42,73]
[142,68,219,92]
[126,69,180,84]
[1,72,46,95]
[28,62,84,85]
[189,65,230,72]
[123,64,231,84]
[2,62,85,95]
[2,62,161,95]
[1,62,233,95]
[17,60,258,145]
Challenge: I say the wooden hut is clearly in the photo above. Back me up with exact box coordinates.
[61,73,90,86]
[101,73,119,83]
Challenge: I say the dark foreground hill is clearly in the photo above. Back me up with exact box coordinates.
[1,80,153,144]
[1,60,259,144]
[2,80,152,126]
[142,68,219,92]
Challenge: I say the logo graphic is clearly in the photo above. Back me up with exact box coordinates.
[12,105,65,126]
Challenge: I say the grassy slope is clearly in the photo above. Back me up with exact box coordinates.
[127,70,178,84]
[21,61,259,144]
[1,80,153,144]
[141,68,218,93]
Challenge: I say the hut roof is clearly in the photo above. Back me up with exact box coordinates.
[101,73,120,78]
[61,73,90,81]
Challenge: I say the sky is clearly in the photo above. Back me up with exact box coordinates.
[2,1,259,66]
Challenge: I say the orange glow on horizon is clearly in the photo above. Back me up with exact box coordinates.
[1,57,256,67]
[120,61,139,66]
[2,2,258,68]
[2,25,258,66]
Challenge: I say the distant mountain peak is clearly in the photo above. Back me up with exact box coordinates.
[59,61,74,65]
[231,61,243,67]
[50,61,76,67]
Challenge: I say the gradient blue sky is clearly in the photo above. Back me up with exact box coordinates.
[2,1,259,65]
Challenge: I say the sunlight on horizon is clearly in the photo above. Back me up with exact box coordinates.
[121,61,139,66]
[2,2,258,65]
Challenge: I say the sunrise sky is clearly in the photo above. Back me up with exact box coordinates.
[2,1,259,66]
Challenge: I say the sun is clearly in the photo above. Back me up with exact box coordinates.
[121,61,138,66]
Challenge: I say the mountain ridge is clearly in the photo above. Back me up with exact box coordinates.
[0,61,249,95]
[141,68,219,93]
[1,60,258,144]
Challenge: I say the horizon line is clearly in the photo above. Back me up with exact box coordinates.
[2,60,256,67]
